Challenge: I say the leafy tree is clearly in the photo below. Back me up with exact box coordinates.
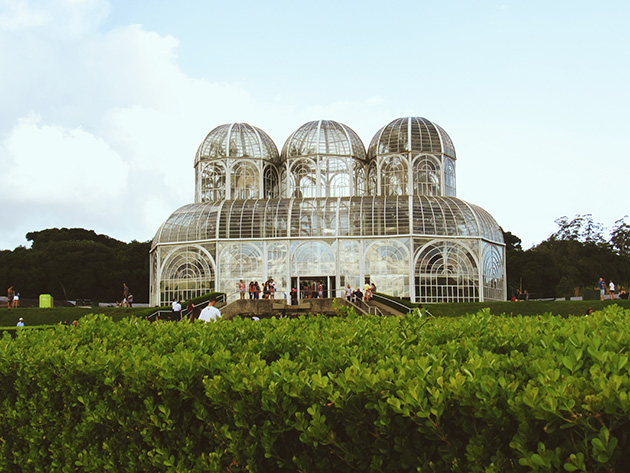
[550,214,606,244]
[507,215,630,299]
[0,228,150,303]
[611,216,630,256]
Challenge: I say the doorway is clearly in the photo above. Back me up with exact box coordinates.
[291,276,336,299]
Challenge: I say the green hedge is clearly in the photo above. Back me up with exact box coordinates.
[0,307,629,471]
[0,306,158,328]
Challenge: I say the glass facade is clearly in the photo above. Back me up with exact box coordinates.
[151,117,506,305]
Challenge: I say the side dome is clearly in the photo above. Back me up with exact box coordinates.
[367,117,456,160]
[281,120,366,160]
[194,123,279,166]
[194,123,281,202]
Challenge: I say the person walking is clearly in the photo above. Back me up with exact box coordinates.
[172,298,182,320]
[199,297,222,322]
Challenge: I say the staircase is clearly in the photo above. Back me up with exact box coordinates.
[221,297,370,319]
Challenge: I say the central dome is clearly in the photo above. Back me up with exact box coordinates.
[280,120,367,198]
[281,120,366,160]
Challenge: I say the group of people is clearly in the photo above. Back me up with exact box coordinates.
[171,296,222,322]
[241,279,276,300]
[119,283,134,307]
[345,282,377,304]
[300,281,324,299]
[6,286,19,308]
[598,278,624,301]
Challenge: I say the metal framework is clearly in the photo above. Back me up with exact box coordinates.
[151,117,506,305]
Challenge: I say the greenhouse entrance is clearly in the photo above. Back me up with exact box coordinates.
[291,276,336,299]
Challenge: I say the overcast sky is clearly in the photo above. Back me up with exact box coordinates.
[1,0,628,251]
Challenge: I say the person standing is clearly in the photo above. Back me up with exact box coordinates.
[12,292,19,308]
[186,299,195,320]
[599,278,605,301]
[172,298,182,320]
[345,284,352,301]
[198,297,222,322]
[7,286,14,309]
[239,280,246,300]
[609,280,616,300]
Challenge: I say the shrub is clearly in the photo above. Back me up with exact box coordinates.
[0,308,629,471]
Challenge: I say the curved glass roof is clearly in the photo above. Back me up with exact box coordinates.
[153,196,503,248]
[281,120,367,161]
[367,117,456,160]
[194,123,280,165]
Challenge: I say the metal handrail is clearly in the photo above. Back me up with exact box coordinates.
[372,293,414,315]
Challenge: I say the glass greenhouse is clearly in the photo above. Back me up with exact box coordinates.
[151,117,506,305]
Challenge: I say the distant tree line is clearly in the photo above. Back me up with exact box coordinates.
[505,215,630,299]
[0,228,150,304]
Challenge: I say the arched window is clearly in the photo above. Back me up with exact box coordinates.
[199,162,225,202]
[289,159,317,198]
[231,161,259,200]
[263,165,279,198]
[218,242,263,294]
[381,156,407,196]
[160,246,215,305]
[366,161,378,195]
[444,158,456,197]
[413,155,440,196]
[364,240,409,297]
[415,241,479,302]
[321,157,351,197]
[291,241,335,275]
[482,244,504,301]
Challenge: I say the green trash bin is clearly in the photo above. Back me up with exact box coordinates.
[39,294,53,308]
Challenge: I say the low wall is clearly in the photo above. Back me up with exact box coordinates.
[222,297,355,318]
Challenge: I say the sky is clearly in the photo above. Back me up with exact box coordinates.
[0,0,628,251]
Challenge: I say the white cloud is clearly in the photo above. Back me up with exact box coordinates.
[0,0,110,37]
[0,114,128,206]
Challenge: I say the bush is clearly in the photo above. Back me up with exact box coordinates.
[0,308,629,471]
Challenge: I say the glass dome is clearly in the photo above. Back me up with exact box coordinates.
[280,120,367,198]
[367,117,457,197]
[281,120,366,160]
[194,123,281,203]
[367,117,456,160]
[194,122,279,165]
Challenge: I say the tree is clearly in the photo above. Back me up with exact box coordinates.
[0,228,150,303]
[506,215,630,299]
[611,216,630,256]
[550,214,606,244]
